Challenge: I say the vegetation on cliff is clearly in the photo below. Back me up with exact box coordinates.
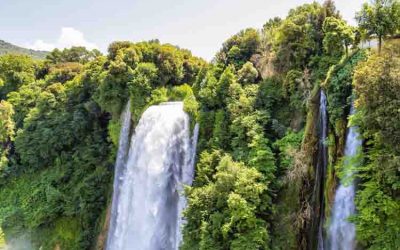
[352,41,400,249]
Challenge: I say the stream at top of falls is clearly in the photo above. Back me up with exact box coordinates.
[106,101,198,250]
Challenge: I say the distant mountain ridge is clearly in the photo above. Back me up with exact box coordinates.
[0,40,49,59]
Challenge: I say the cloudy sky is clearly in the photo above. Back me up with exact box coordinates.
[1,0,365,60]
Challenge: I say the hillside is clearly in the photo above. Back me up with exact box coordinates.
[0,40,48,59]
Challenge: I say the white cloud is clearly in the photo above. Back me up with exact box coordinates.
[27,27,98,51]
[28,39,55,51]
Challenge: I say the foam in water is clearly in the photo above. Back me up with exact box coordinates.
[328,105,362,250]
[106,102,198,250]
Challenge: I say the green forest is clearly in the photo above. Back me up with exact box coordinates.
[0,0,399,249]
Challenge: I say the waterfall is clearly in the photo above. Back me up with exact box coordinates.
[175,123,199,246]
[107,101,132,250]
[328,105,361,250]
[314,90,328,250]
[106,101,198,250]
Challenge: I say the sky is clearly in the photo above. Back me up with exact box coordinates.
[1,0,366,60]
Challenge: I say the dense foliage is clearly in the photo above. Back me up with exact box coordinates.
[352,41,400,249]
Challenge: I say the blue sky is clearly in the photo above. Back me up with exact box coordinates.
[1,0,365,60]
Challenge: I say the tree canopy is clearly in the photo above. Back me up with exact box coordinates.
[356,0,400,52]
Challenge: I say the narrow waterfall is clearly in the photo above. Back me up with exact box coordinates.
[107,101,132,250]
[328,105,361,250]
[314,90,328,250]
[106,101,198,250]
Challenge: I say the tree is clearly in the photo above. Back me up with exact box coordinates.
[322,0,341,18]
[323,17,355,56]
[45,47,101,64]
[237,62,259,84]
[262,17,282,50]
[273,2,328,71]
[182,155,270,250]
[0,101,14,170]
[128,62,158,121]
[356,0,400,53]
[215,28,261,69]
[0,54,36,99]
[0,101,14,142]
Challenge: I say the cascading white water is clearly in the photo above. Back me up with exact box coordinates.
[316,90,328,250]
[328,105,362,250]
[107,101,132,250]
[106,101,198,250]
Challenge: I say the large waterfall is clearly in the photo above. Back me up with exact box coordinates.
[328,105,361,250]
[106,101,198,250]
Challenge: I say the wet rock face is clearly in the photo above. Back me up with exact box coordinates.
[307,90,329,250]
